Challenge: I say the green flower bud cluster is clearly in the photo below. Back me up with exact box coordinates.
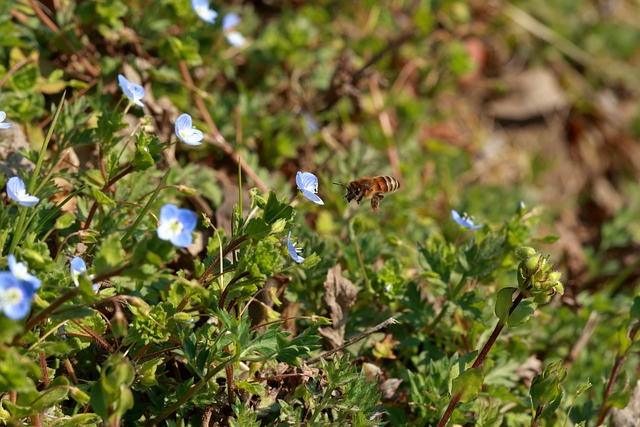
[515,247,564,304]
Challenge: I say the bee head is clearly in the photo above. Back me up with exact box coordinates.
[333,182,354,202]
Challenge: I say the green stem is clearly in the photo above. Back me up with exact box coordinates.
[148,357,235,425]
[121,168,170,244]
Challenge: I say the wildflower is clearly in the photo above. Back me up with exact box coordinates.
[8,254,41,292]
[0,111,12,129]
[192,0,218,24]
[0,272,35,320]
[286,230,305,263]
[223,13,245,46]
[6,177,39,207]
[451,209,483,230]
[157,204,197,248]
[296,171,324,205]
[175,113,204,146]
[118,74,145,107]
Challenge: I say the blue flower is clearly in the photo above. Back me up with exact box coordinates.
[8,255,41,292]
[118,74,145,107]
[286,230,305,263]
[451,209,483,230]
[6,177,39,207]
[222,13,246,46]
[0,111,12,129]
[296,172,324,205]
[0,272,35,320]
[192,0,218,24]
[175,113,204,146]
[70,257,98,291]
[157,204,198,248]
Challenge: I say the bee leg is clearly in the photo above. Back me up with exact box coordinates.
[371,196,380,212]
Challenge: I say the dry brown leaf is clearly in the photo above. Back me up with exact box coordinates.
[318,264,358,349]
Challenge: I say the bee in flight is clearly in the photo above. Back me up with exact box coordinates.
[335,176,400,212]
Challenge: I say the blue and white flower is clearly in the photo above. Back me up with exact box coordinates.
[223,13,246,46]
[6,177,39,207]
[451,209,483,230]
[286,230,305,264]
[192,0,218,24]
[70,257,98,292]
[175,113,204,146]
[157,204,198,248]
[8,254,41,292]
[296,172,324,205]
[0,111,12,129]
[0,272,35,320]
[118,74,145,107]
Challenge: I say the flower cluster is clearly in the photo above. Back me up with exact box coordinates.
[515,247,564,303]
[0,255,41,320]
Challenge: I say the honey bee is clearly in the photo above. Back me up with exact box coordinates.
[335,176,400,212]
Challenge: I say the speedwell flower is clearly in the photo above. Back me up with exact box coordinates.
[118,74,145,107]
[0,111,12,129]
[70,257,98,291]
[0,272,35,320]
[175,113,204,146]
[286,230,305,264]
[451,209,483,230]
[8,254,41,292]
[192,0,218,24]
[157,204,197,248]
[222,13,246,46]
[7,177,39,207]
[296,171,324,205]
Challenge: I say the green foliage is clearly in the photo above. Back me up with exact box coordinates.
[0,0,639,426]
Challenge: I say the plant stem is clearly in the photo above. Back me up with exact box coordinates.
[436,291,525,427]
[596,323,640,425]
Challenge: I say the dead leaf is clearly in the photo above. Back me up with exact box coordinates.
[612,380,640,427]
[487,69,569,121]
[318,265,358,349]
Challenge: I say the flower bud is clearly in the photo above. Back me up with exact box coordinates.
[516,247,536,260]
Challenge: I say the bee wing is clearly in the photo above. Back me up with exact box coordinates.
[301,189,324,205]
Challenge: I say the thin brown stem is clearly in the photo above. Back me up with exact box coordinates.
[596,323,640,425]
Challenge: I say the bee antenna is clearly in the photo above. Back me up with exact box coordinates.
[333,182,346,188]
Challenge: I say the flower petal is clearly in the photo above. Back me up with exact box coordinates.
[301,190,324,205]
[286,231,305,263]
[222,13,240,30]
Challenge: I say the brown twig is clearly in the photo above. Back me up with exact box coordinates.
[307,317,397,364]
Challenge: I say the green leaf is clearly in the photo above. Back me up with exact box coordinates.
[263,191,295,225]
[245,217,272,240]
[91,188,117,207]
[54,212,76,229]
[94,234,125,274]
[495,287,516,323]
[507,299,537,327]
[451,366,483,403]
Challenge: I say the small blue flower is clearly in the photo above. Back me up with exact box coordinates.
[6,177,39,207]
[296,172,324,205]
[157,204,198,248]
[175,113,204,146]
[303,113,319,136]
[451,209,483,230]
[0,111,12,129]
[0,272,35,320]
[8,255,41,292]
[70,257,98,291]
[286,230,305,264]
[223,13,246,46]
[118,74,145,107]
[192,0,218,24]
